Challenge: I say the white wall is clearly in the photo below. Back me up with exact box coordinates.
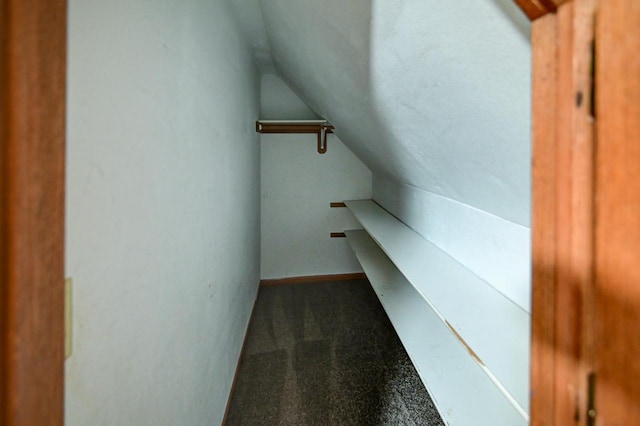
[65,0,260,424]
[255,0,533,320]
[261,134,371,279]
[257,0,531,226]
[260,72,319,119]
[212,1,534,421]
[259,73,371,279]
[231,0,532,293]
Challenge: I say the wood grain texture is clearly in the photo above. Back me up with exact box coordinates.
[513,0,555,20]
[548,0,571,6]
[530,13,558,426]
[594,0,640,423]
[260,273,366,286]
[512,0,574,21]
[530,1,596,424]
[0,0,67,424]
[553,2,596,424]
[0,3,7,421]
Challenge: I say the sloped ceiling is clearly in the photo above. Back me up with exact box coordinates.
[230,0,531,226]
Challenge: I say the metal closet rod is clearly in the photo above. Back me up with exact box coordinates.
[255,120,335,154]
[257,120,328,124]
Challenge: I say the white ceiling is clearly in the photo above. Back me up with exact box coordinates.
[230,0,532,226]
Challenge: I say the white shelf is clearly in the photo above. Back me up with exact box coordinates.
[346,230,527,426]
[345,200,530,417]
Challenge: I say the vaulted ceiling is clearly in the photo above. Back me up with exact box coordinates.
[230,0,532,226]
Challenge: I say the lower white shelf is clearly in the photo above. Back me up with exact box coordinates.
[346,230,528,426]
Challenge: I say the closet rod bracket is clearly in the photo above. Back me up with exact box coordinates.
[256,120,335,154]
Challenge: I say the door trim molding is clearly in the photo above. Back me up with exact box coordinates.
[0,0,67,424]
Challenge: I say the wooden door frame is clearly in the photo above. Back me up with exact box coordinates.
[593,0,640,423]
[0,0,67,425]
[523,0,640,424]
[529,1,597,424]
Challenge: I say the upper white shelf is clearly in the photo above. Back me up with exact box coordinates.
[344,199,531,416]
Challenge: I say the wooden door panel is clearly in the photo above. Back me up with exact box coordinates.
[595,0,640,423]
[530,1,596,424]
[531,12,559,425]
[0,0,67,425]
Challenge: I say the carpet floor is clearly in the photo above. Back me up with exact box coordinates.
[225,279,444,426]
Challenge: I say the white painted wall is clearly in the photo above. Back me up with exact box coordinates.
[260,72,319,120]
[253,4,533,402]
[65,1,260,424]
[259,73,371,279]
[232,0,532,293]
[261,134,371,279]
[257,0,531,226]
[234,4,533,419]
[228,0,274,71]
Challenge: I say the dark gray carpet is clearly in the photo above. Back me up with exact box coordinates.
[225,279,444,426]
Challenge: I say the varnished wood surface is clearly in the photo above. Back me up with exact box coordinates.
[552,2,596,424]
[513,0,554,20]
[512,0,572,21]
[530,13,558,426]
[530,1,596,424]
[0,0,67,424]
[594,0,640,423]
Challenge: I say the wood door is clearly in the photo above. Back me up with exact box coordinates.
[529,0,640,424]
[0,0,67,425]
[530,1,596,424]
[594,0,640,423]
